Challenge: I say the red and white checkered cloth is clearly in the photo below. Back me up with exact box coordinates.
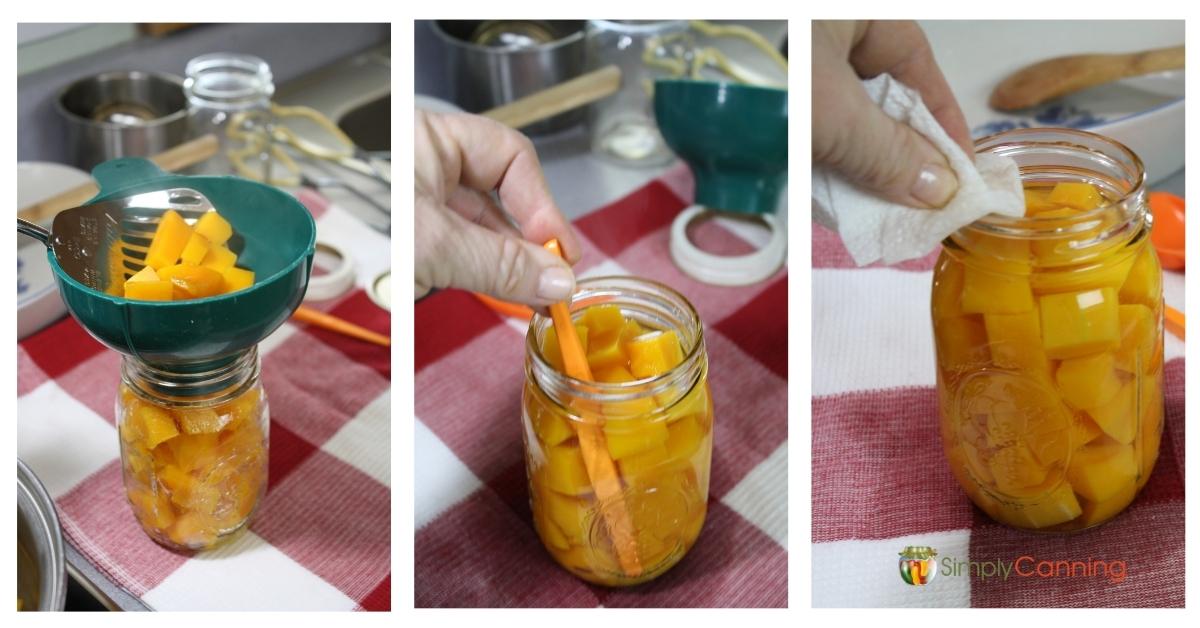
[415,166,788,607]
[16,191,391,611]
[811,222,1185,607]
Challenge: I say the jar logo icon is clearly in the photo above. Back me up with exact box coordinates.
[898,546,938,586]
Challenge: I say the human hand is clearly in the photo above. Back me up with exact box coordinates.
[415,110,582,306]
[812,20,972,209]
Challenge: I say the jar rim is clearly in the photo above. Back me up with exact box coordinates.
[525,275,706,412]
[968,127,1147,238]
[122,346,259,406]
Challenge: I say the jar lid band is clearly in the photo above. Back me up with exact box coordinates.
[669,205,786,286]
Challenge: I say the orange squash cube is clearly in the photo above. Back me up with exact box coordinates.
[193,211,233,246]
[1066,441,1137,502]
[179,232,211,266]
[200,243,238,271]
[1086,380,1136,445]
[1114,304,1155,374]
[531,406,574,448]
[1023,188,1060,214]
[158,264,226,299]
[585,328,628,372]
[628,330,685,378]
[175,407,231,435]
[961,266,1034,314]
[144,209,192,270]
[579,304,624,338]
[1047,182,1102,210]
[604,419,669,460]
[983,310,1049,375]
[167,433,220,473]
[136,403,179,449]
[1118,247,1162,308]
[1004,479,1082,529]
[617,443,669,480]
[1039,287,1120,359]
[934,315,990,370]
[545,444,592,496]
[1055,352,1121,410]
[220,266,255,294]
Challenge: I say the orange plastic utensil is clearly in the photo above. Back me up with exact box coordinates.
[1165,304,1185,341]
[543,239,642,578]
[1149,192,1185,270]
[292,306,391,347]
[473,292,534,320]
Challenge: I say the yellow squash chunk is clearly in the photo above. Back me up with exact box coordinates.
[1070,413,1105,448]
[1047,181,1102,210]
[220,267,255,294]
[124,279,174,301]
[193,211,233,246]
[1030,207,1084,261]
[1039,287,1120,359]
[934,316,990,370]
[168,512,218,548]
[988,442,1049,494]
[594,364,636,384]
[585,329,628,372]
[618,319,644,345]
[1118,247,1162,308]
[215,388,260,432]
[628,330,685,379]
[1078,481,1138,528]
[1114,304,1155,374]
[1023,188,1060,214]
[137,404,179,448]
[617,444,669,480]
[604,419,669,460]
[663,382,710,424]
[1005,479,1082,529]
[1086,380,1136,445]
[592,365,657,415]
[966,233,1032,271]
[144,209,192,271]
[200,243,238,271]
[579,304,624,338]
[534,499,571,550]
[1066,441,1137,502]
[179,232,211,266]
[531,407,574,448]
[166,433,220,473]
[983,310,1050,375]
[127,486,176,531]
[1030,249,1136,295]
[1025,427,1070,468]
[158,264,226,299]
[126,265,158,283]
[544,490,589,545]
[175,407,231,435]
[1055,352,1121,410]
[542,324,589,372]
[961,266,1034,314]
[544,444,592,495]
[665,414,706,464]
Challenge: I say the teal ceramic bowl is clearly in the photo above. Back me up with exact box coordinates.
[47,158,315,365]
[653,79,788,215]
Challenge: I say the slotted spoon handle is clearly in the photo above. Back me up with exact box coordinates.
[17,218,49,244]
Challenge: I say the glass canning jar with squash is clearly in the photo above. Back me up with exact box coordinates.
[933,128,1164,532]
[117,348,269,551]
[523,277,713,585]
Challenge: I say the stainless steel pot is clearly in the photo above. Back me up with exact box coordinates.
[56,71,189,170]
[17,459,67,612]
[432,20,586,135]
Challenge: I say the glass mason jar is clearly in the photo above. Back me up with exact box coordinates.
[933,128,1164,532]
[183,53,275,176]
[523,277,713,585]
[117,347,270,551]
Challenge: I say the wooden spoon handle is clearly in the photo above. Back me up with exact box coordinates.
[17,134,220,224]
[990,45,1184,111]
[482,65,621,129]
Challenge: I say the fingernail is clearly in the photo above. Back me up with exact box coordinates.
[912,162,958,208]
[537,266,574,302]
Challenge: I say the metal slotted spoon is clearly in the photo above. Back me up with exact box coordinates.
[17,188,220,293]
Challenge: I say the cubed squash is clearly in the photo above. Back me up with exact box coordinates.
[126,265,159,283]
[988,442,1049,494]
[158,264,226,299]
[1047,182,1103,210]
[1004,479,1082,529]
[179,232,211,266]
[543,490,590,545]
[1070,413,1105,448]
[585,329,628,372]
[934,316,990,370]
[1077,480,1137,528]
[124,279,174,301]
[127,486,176,531]
[1030,248,1136,295]
[1118,247,1162,308]
[961,266,1034,314]
[579,304,624,338]
[1066,441,1137,502]
[545,444,592,495]
[984,310,1049,375]
[219,266,255,294]
[618,319,644,344]
[1055,352,1121,410]
[1114,304,1155,374]
[175,407,230,435]
[931,256,966,320]
[665,414,706,464]
[594,365,637,383]
[617,444,669,480]
[531,407,575,448]
[1039,287,1120,359]
[604,420,669,460]
[144,209,192,271]
[193,211,233,245]
[1086,380,1136,445]
[168,512,218,548]
[200,243,238,271]
[166,433,220,473]
[137,404,179,448]
[628,330,685,378]
[534,498,571,550]
[1023,188,1060,214]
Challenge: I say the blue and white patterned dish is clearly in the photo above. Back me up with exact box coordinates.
[921,20,1184,184]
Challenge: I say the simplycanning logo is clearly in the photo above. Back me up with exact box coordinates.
[898,546,938,586]
[898,546,1127,585]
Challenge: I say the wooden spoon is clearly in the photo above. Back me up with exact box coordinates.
[990,45,1183,111]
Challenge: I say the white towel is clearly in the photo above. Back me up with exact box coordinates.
[812,74,1025,266]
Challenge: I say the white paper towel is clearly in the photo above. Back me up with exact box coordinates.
[812,74,1025,266]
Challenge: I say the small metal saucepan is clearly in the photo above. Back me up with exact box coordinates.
[56,71,189,170]
[17,459,67,612]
